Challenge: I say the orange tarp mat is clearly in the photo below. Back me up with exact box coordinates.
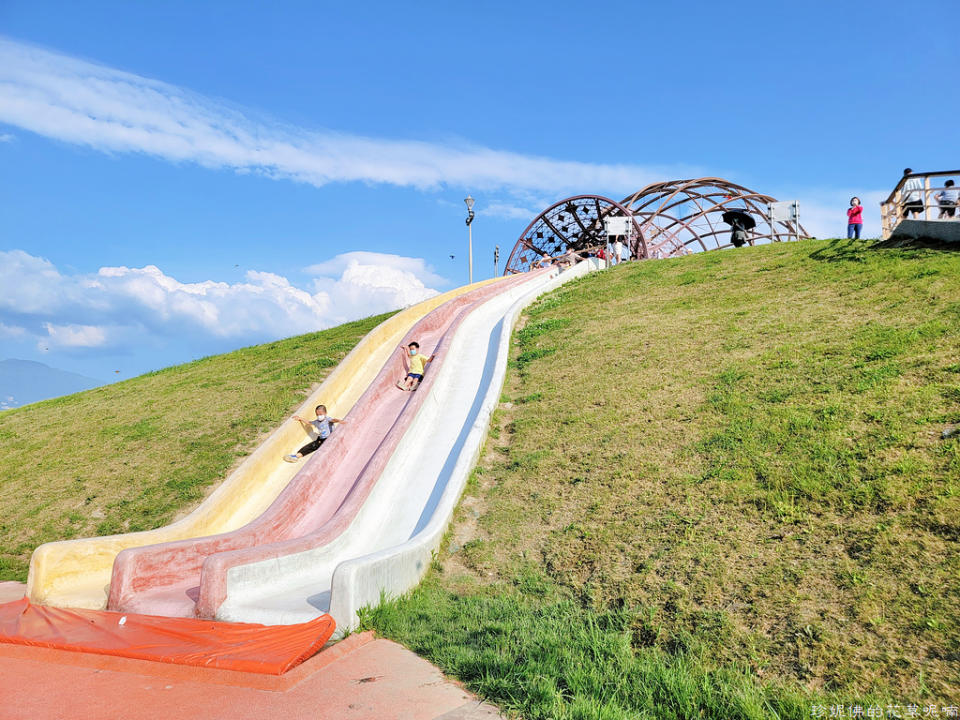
[0,598,335,675]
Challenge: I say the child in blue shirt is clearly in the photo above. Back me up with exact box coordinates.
[283,404,345,462]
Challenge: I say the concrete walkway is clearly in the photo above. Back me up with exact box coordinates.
[0,583,504,720]
[889,217,960,243]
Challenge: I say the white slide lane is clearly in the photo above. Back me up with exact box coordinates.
[216,260,601,629]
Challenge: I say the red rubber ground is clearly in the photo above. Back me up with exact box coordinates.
[0,583,502,719]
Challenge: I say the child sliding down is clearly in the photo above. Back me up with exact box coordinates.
[283,404,345,462]
[396,341,434,391]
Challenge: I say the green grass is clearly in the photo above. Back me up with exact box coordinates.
[362,575,814,720]
[362,239,960,717]
[0,312,392,581]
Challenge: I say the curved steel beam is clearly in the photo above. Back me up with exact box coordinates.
[509,178,809,271]
[619,178,809,257]
[504,195,646,274]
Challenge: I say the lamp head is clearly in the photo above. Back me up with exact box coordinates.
[464,195,475,211]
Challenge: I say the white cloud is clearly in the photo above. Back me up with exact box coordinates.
[305,251,447,287]
[0,132,14,143]
[0,249,443,359]
[0,322,26,338]
[316,259,439,321]
[91,265,326,336]
[41,322,107,348]
[483,202,540,221]
[0,249,66,313]
[4,37,874,242]
[0,37,691,198]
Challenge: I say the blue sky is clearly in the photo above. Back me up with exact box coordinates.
[0,0,955,387]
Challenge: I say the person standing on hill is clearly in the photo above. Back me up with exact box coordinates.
[847,197,864,239]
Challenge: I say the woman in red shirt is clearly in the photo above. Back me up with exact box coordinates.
[847,197,863,239]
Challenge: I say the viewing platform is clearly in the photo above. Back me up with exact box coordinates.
[881,169,960,242]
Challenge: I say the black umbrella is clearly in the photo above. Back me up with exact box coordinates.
[721,209,756,247]
[721,209,756,229]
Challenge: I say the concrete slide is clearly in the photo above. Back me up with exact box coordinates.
[106,272,536,619]
[107,260,599,626]
[27,279,497,610]
[324,259,599,632]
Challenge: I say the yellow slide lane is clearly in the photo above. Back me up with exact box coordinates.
[28,278,504,609]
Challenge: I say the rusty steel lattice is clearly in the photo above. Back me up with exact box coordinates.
[503,195,646,274]
[620,178,807,257]
[503,178,809,273]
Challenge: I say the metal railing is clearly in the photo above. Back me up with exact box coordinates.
[506,243,627,274]
[881,170,960,239]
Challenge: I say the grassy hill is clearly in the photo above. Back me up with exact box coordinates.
[0,238,957,718]
[364,239,960,718]
[0,312,391,581]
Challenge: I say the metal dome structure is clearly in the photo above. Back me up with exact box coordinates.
[503,178,808,273]
[620,177,807,257]
[503,195,646,275]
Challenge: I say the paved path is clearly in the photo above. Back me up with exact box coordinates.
[0,582,504,720]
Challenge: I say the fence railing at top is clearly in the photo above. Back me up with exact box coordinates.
[505,244,616,274]
[881,170,960,239]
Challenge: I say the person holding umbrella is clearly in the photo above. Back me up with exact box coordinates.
[722,209,756,247]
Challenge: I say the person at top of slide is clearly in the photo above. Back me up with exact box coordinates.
[284,404,346,462]
[847,197,863,239]
[396,341,435,391]
[936,179,957,219]
[558,247,579,268]
[901,168,925,219]
[612,236,624,265]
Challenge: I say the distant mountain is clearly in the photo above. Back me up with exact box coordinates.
[0,359,101,410]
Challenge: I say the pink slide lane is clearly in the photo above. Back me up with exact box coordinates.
[107,271,541,620]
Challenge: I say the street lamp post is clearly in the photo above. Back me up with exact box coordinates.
[494,245,500,276]
[464,195,475,284]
